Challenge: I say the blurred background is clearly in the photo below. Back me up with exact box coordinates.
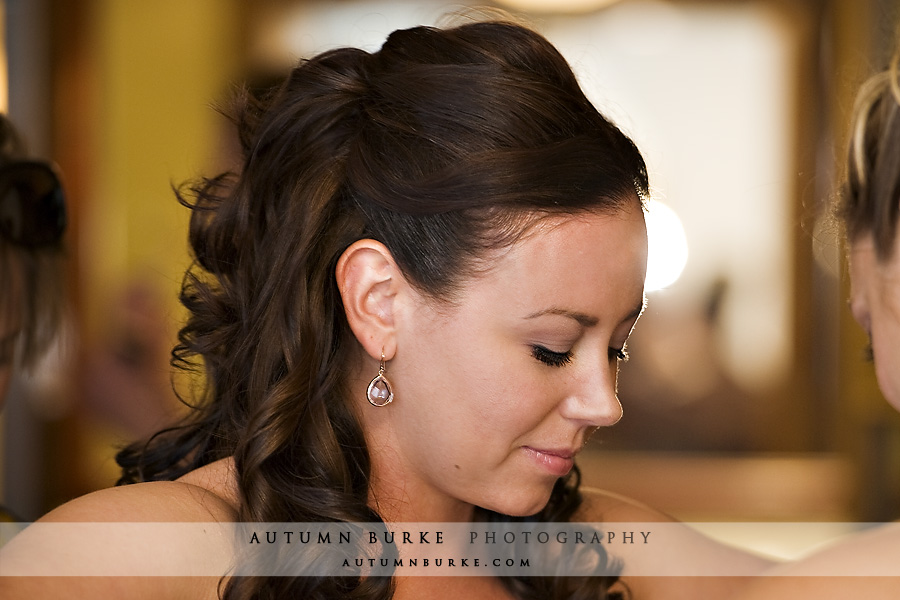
[1,0,898,556]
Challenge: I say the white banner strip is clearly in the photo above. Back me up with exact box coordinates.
[2,522,898,577]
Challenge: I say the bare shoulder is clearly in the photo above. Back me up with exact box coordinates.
[576,487,774,600]
[0,459,239,600]
[735,523,900,600]
[38,457,239,523]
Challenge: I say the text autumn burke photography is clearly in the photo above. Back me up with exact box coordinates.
[245,527,651,546]
[234,523,650,577]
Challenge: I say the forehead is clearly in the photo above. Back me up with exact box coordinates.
[452,203,648,316]
[523,204,645,249]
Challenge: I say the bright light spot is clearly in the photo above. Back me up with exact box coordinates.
[644,199,688,292]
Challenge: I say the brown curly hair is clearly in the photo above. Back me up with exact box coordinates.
[116,20,647,600]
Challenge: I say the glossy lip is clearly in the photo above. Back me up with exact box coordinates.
[522,446,577,477]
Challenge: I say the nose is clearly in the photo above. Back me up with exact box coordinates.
[559,362,623,427]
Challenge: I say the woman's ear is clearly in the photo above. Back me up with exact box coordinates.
[335,239,402,361]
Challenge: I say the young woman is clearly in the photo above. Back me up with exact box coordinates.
[735,43,900,600]
[0,20,768,599]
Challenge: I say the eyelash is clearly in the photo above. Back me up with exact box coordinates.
[532,345,572,367]
[531,345,629,367]
[863,342,874,363]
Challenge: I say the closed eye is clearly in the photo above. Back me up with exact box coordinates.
[532,345,573,368]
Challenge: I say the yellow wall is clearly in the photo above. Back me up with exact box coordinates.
[82,0,240,343]
[70,0,242,493]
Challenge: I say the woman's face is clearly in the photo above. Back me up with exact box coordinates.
[849,233,900,411]
[375,202,647,519]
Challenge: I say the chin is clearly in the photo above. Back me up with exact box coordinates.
[478,485,554,517]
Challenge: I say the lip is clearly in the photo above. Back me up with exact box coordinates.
[522,446,577,477]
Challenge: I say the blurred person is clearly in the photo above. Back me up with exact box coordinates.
[736,41,900,600]
[0,114,66,405]
[0,19,770,599]
[0,115,66,524]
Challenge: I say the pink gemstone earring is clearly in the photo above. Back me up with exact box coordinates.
[366,351,394,407]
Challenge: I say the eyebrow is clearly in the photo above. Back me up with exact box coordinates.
[525,301,645,328]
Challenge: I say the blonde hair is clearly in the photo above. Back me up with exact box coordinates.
[841,44,900,260]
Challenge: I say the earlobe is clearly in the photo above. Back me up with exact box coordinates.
[335,239,400,361]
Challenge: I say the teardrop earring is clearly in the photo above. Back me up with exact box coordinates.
[366,351,394,407]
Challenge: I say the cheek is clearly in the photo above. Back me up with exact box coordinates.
[869,289,900,410]
[435,352,554,436]
[872,313,900,410]
[467,377,553,439]
[874,352,900,410]
[396,343,557,461]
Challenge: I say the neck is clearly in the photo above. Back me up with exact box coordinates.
[352,363,478,523]
[366,453,478,523]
